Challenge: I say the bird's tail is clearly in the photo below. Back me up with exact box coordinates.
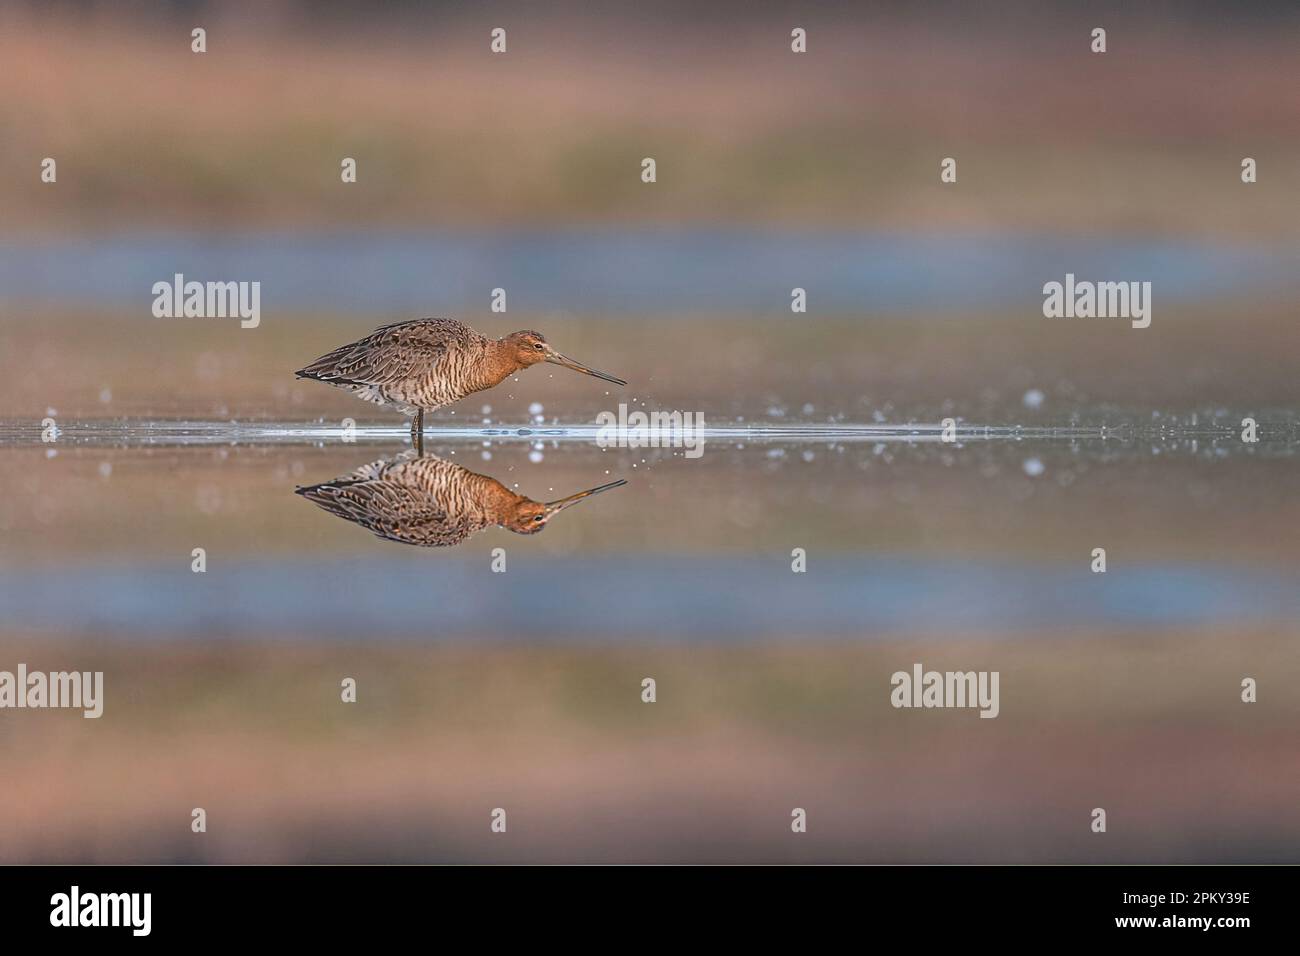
[293,481,355,519]
[295,344,359,382]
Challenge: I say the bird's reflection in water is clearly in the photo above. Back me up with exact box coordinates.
[296,451,626,548]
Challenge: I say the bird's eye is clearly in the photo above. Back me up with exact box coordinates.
[534,343,544,351]
[533,515,544,522]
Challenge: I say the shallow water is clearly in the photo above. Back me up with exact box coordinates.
[5,411,1299,862]
[3,235,1298,862]
[4,418,1297,639]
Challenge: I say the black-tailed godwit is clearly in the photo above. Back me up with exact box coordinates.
[296,451,626,548]
[296,318,626,450]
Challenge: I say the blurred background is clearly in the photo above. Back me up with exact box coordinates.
[0,0,1298,862]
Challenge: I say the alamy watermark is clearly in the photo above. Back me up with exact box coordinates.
[595,403,705,459]
[151,273,260,328]
[50,886,150,936]
[0,664,103,718]
[890,662,999,718]
[1043,273,1151,329]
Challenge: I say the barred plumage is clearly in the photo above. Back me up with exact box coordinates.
[296,451,627,548]
[295,318,626,451]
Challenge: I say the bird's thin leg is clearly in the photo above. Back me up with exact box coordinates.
[411,409,424,456]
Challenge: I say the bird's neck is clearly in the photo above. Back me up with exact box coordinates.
[477,339,526,389]
[477,478,527,524]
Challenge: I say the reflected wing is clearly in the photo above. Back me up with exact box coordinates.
[296,475,482,547]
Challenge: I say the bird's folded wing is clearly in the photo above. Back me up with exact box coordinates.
[305,323,451,387]
[329,480,482,547]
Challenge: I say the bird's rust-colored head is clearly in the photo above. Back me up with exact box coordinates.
[501,330,626,386]
[504,478,628,535]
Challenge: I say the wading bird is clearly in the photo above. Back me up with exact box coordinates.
[296,451,626,548]
[296,318,626,451]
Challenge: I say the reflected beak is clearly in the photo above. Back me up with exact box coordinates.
[545,350,627,386]
[545,478,628,515]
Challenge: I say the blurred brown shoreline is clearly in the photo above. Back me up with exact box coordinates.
[3,6,1298,238]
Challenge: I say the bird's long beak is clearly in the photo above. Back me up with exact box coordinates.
[545,478,628,515]
[545,350,627,386]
